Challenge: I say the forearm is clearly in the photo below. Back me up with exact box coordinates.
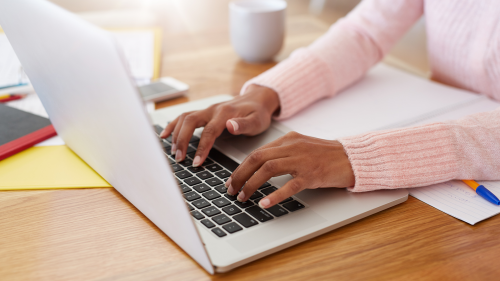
[340,107,500,192]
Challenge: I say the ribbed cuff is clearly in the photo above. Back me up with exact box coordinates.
[241,48,334,120]
[338,123,460,192]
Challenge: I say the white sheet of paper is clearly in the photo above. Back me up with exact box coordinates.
[280,64,484,140]
[410,181,500,225]
[112,31,155,86]
[0,33,29,88]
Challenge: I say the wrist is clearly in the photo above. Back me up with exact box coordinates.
[245,84,281,116]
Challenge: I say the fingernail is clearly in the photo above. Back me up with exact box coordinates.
[237,191,245,202]
[229,119,239,132]
[259,198,270,209]
[175,149,182,162]
[225,177,232,187]
[227,184,235,195]
[193,156,201,167]
[160,130,166,138]
[171,143,177,155]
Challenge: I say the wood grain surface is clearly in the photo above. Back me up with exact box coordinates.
[1,1,496,280]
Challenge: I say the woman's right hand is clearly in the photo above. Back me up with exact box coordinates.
[160,84,280,167]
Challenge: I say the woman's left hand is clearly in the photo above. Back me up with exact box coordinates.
[225,131,355,209]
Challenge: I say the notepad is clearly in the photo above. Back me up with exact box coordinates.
[410,181,500,225]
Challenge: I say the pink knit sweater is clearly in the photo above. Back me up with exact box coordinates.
[242,0,500,192]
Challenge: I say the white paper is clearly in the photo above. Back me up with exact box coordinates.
[0,33,29,88]
[410,181,500,225]
[280,64,483,140]
[112,30,155,85]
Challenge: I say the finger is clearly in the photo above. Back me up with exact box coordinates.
[236,158,292,202]
[175,111,210,162]
[170,113,189,157]
[226,146,291,195]
[226,112,267,136]
[193,114,230,167]
[258,178,308,209]
[160,117,178,139]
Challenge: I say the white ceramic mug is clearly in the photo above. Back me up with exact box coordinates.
[229,0,287,63]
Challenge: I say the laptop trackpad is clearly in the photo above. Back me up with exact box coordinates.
[226,209,326,253]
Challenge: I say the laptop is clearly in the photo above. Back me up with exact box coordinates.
[0,0,408,274]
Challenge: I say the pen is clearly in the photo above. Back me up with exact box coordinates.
[0,94,25,103]
[0,94,11,100]
[462,180,500,205]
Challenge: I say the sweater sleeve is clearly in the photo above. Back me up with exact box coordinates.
[338,108,500,192]
[240,0,424,119]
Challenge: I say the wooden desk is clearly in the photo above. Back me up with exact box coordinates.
[1,1,498,280]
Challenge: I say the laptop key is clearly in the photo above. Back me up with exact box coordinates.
[206,178,223,187]
[196,171,213,180]
[179,158,193,167]
[184,191,201,201]
[208,149,239,172]
[202,190,221,200]
[249,191,264,200]
[215,170,231,179]
[246,206,274,222]
[201,206,221,217]
[282,200,305,212]
[223,222,243,234]
[222,205,242,216]
[224,194,238,201]
[189,135,200,143]
[186,146,196,154]
[266,205,288,217]
[213,198,231,208]
[259,182,271,190]
[201,219,215,228]
[184,177,201,186]
[175,170,192,179]
[280,197,293,204]
[233,213,258,228]
[191,210,204,220]
[212,214,232,225]
[191,141,199,148]
[193,198,211,209]
[234,200,254,209]
[180,184,192,193]
[188,166,205,173]
[212,228,227,237]
[153,125,164,135]
[171,164,184,172]
[202,158,214,165]
[193,183,211,193]
[261,186,277,196]
[214,185,227,194]
[167,158,175,164]
[205,164,223,172]
[187,204,194,211]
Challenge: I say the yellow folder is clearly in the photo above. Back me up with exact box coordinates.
[0,145,112,190]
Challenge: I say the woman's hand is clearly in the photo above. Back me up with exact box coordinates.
[160,85,280,166]
[225,132,355,209]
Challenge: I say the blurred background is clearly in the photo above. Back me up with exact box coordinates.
[4,0,429,105]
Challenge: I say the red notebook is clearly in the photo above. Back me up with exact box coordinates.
[0,104,57,161]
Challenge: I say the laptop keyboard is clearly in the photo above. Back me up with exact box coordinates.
[154,125,305,238]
